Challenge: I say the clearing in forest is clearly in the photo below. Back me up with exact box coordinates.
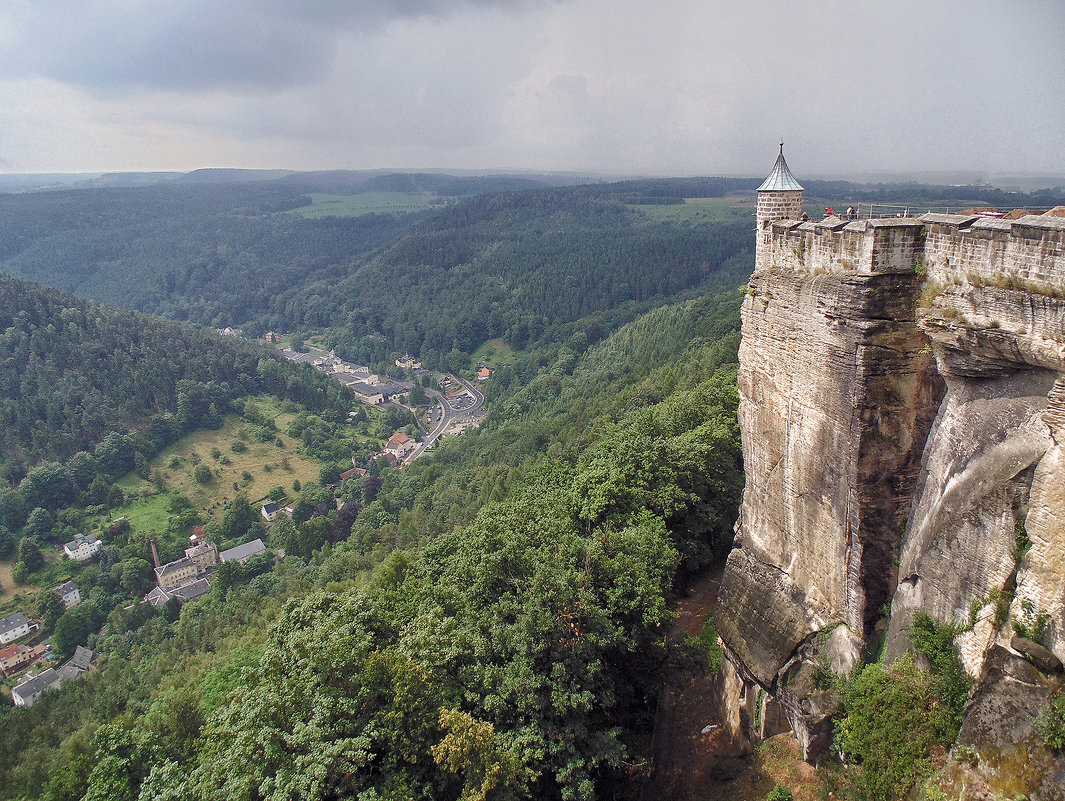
[115,409,321,526]
[291,192,439,218]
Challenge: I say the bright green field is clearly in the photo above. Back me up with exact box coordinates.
[471,338,515,369]
[292,192,441,218]
[115,402,322,525]
[629,197,754,224]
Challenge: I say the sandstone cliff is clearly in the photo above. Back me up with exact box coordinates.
[715,210,1065,796]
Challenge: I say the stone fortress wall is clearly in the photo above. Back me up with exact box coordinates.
[763,209,1065,286]
[718,147,1065,792]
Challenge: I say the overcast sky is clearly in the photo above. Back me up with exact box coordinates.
[0,0,1062,180]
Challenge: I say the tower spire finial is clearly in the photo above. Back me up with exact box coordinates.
[779,139,784,155]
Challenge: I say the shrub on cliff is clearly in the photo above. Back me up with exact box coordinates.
[834,653,955,801]
[1035,692,1065,750]
[909,612,971,733]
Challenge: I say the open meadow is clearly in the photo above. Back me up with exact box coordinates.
[291,192,440,218]
[110,399,325,551]
[630,196,754,224]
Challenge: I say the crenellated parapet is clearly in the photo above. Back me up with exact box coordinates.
[763,211,1065,288]
[764,216,926,275]
[922,212,1065,291]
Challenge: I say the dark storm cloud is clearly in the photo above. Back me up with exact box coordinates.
[0,0,541,92]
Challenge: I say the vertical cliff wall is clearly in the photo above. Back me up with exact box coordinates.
[716,210,1065,786]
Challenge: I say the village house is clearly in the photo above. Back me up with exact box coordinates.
[146,580,207,607]
[145,578,211,607]
[220,538,267,565]
[0,612,36,645]
[154,557,202,592]
[261,501,282,522]
[476,366,492,381]
[395,355,422,370]
[63,534,103,562]
[153,540,218,593]
[339,466,367,482]
[350,382,386,405]
[0,642,46,676]
[11,646,94,708]
[54,580,81,609]
[385,432,416,460]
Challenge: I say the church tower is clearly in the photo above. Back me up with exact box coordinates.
[756,141,803,270]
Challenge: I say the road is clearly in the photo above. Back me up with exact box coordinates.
[404,374,487,463]
[280,345,487,466]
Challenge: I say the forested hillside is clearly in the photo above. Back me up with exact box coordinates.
[0,183,418,329]
[0,281,745,801]
[0,275,352,480]
[0,174,757,369]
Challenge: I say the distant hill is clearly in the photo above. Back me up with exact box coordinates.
[175,168,297,184]
[0,175,758,368]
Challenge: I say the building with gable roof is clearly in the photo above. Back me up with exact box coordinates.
[54,580,82,609]
[63,534,102,562]
[219,538,267,565]
[385,431,416,460]
[11,647,94,707]
[0,612,35,645]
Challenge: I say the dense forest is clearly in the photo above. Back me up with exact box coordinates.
[0,276,353,478]
[0,271,746,801]
[0,174,758,369]
[4,172,1058,376]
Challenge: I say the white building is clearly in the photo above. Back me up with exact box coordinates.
[54,581,81,609]
[63,534,103,562]
[0,612,34,645]
[385,432,416,460]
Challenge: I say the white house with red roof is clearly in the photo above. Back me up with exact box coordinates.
[385,432,416,460]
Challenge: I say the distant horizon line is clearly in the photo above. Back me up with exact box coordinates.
[1,166,1063,190]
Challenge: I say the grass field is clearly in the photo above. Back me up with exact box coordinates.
[291,192,441,218]
[0,548,66,608]
[471,338,515,369]
[115,404,322,532]
[0,560,38,604]
[629,197,754,224]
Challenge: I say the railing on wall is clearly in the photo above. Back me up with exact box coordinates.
[810,203,1060,221]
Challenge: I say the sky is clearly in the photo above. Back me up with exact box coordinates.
[0,0,1062,181]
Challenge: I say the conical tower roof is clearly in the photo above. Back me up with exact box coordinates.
[757,141,803,192]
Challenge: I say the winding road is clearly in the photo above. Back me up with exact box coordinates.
[404,373,487,463]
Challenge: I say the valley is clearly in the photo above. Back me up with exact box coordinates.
[0,169,1062,800]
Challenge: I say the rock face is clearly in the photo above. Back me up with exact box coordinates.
[716,203,1065,785]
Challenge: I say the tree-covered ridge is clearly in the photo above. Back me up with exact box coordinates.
[0,176,755,367]
[20,370,739,801]
[0,185,418,330]
[0,279,744,801]
[240,187,754,364]
[0,275,352,473]
[346,291,743,561]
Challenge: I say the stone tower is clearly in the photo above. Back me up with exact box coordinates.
[755,141,803,270]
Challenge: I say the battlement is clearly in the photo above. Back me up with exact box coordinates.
[762,215,925,275]
[922,212,1065,292]
[761,212,1065,291]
